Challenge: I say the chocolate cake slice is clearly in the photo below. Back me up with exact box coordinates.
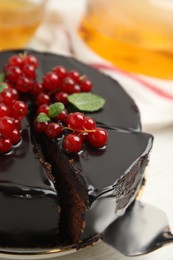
[34,127,152,244]
[0,50,153,248]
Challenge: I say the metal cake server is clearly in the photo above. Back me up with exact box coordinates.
[102,200,173,256]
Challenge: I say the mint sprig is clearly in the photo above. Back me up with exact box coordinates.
[37,112,51,123]
[48,102,65,118]
[67,93,105,112]
[37,102,65,123]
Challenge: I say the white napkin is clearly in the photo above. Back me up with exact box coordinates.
[29,0,173,131]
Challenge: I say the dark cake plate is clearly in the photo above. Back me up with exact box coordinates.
[0,237,100,259]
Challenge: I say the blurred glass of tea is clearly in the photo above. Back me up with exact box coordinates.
[79,0,173,79]
[0,0,46,50]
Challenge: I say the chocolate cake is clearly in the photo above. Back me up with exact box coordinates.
[0,50,153,248]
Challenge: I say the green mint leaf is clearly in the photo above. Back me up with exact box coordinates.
[37,112,51,123]
[67,93,105,112]
[48,102,65,118]
[0,82,7,93]
[0,73,5,82]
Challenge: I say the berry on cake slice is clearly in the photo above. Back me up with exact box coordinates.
[45,122,62,139]
[67,112,85,131]
[88,128,108,148]
[63,134,82,153]
[34,103,108,153]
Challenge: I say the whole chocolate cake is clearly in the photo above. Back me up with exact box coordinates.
[0,50,153,248]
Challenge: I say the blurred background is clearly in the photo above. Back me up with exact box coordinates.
[0,1,173,260]
[2,0,173,79]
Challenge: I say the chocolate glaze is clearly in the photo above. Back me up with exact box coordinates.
[0,50,153,249]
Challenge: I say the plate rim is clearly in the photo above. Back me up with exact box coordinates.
[0,235,101,259]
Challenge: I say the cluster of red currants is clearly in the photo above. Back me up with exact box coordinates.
[0,83,27,153]
[4,53,38,93]
[1,52,108,154]
[35,66,93,107]
[4,53,92,106]
[34,107,108,153]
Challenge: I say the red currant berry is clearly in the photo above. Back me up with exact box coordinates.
[8,87,19,100]
[10,128,21,144]
[33,119,48,133]
[53,66,67,80]
[36,93,50,106]
[45,123,62,138]
[0,103,10,117]
[43,72,60,91]
[11,100,27,119]
[54,91,69,105]
[73,84,81,93]
[14,119,21,130]
[37,104,49,115]
[5,66,22,84]
[61,77,75,94]
[54,109,68,124]
[0,137,12,153]
[7,55,24,68]
[79,132,88,143]
[83,116,96,130]
[0,89,14,105]
[88,128,108,148]
[63,134,82,153]
[0,116,15,137]
[22,64,36,80]
[24,55,38,69]
[80,77,92,92]
[16,76,32,93]
[67,112,85,130]
[31,82,44,95]
[68,70,80,83]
